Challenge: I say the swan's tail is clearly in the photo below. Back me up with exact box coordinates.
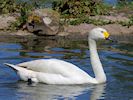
[4,63,19,72]
[4,63,38,85]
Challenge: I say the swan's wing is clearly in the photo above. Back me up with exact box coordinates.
[17,59,52,72]
[17,59,90,78]
[17,59,79,73]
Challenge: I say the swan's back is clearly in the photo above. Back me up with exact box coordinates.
[17,59,90,78]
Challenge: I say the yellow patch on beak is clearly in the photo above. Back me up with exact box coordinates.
[103,32,110,39]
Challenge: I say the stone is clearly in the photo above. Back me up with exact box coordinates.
[26,9,60,36]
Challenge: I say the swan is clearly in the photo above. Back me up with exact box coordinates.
[4,27,110,84]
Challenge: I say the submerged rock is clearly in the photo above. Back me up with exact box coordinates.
[26,9,60,36]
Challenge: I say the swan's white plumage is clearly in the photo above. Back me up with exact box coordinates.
[4,27,110,84]
[17,59,97,84]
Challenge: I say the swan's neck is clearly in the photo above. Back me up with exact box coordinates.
[89,38,106,83]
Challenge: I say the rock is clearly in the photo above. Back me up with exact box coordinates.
[0,14,16,30]
[26,9,60,36]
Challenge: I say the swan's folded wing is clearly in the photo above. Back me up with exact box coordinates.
[17,59,76,75]
[17,59,93,80]
[17,59,52,72]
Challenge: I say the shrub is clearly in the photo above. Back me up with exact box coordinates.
[10,2,34,30]
[52,0,111,18]
[0,0,20,14]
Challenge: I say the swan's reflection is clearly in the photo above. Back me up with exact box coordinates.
[16,82,106,100]
[90,84,106,100]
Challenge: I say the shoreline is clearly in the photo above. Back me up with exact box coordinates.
[0,8,133,42]
[0,23,133,42]
[0,23,133,40]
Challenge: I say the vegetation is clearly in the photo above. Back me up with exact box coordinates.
[117,0,133,10]
[53,0,111,18]
[10,2,34,30]
[68,17,114,25]
[118,15,133,27]
[0,0,20,14]
[53,0,133,26]
[0,0,43,30]
[0,0,133,31]
[67,15,133,27]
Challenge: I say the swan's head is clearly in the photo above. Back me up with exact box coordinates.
[89,27,110,40]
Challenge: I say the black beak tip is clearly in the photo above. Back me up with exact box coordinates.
[106,37,117,43]
[106,37,110,40]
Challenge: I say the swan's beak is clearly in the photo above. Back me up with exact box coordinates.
[104,32,116,42]
[103,31,110,40]
[105,37,110,40]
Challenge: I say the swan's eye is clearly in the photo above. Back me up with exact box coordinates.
[101,31,104,33]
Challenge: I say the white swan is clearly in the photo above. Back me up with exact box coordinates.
[4,27,110,84]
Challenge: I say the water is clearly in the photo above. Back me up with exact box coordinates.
[0,36,132,100]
